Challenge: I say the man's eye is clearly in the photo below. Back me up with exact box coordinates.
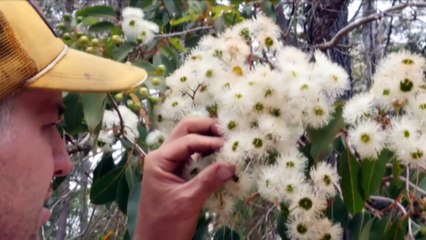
[44,119,63,129]
[55,119,65,128]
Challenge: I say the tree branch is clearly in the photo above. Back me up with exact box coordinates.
[156,26,213,38]
[316,2,426,50]
[107,93,124,136]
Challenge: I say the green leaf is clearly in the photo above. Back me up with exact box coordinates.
[93,152,115,183]
[359,218,374,240]
[80,93,106,133]
[52,176,67,191]
[192,213,212,240]
[326,195,349,227]
[127,181,142,238]
[113,42,135,62]
[392,159,404,188]
[116,173,130,214]
[125,164,140,191]
[261,1,276,18]
[230,0,244,5]
[347,212,371,240]
[299,142,314,170]
[222,11,244,26]
[338,143,364,215]
[88,21,115,32]
[185,34,202,49]
[90,167,124,204]
[213,226,240,240]
[211,5,238,20]
[169,12,197,26]
[360,149,393,201]
[122,230,131,240]
[307,103,345,163]
[169,37,186,52]
[163,0,182,18]
[276,204,290,240]
[384,218,407,240]
[79,16,98,25]
[134,59,156,73]
[76,5,116,17]
[63,93,87,134]
[137,124,149,150]
[369,216,390,240]
[153,53,175,75]
[160,45,180,71]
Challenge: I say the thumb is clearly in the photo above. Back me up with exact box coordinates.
[184,162,235,205]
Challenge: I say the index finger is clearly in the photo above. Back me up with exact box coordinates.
[155,134,224,173]
[164,117,220,143]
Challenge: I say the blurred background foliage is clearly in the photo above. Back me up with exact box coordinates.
[34,0,426,239]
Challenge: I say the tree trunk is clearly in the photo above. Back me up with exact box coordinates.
[276,1,298,47]
[361,0,377,89]
[304,0,353,98]
[65,0,74,13]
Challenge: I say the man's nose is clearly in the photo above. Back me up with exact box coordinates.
[52,130,73,176]
[53,152,73,176]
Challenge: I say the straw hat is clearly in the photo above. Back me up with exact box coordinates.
[0,1,147,100]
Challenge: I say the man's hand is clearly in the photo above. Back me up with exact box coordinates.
[135,117,235,240]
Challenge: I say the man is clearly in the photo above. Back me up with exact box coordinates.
[0,1,235,239]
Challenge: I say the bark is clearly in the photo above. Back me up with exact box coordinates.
[304,0,353,98]
[361,0,377,89]
[65,0,74,13]
[79,160,91,233]
[276,1,298,47]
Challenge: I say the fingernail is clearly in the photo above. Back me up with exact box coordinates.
[217,165,234,181]
[213,122,223,136]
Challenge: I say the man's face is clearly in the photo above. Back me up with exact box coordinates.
[0,89,72,238]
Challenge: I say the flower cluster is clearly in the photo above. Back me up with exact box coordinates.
[121,7,159,44]
[344,51,426,168]
[150,16,348,239]
[98,105,139,147]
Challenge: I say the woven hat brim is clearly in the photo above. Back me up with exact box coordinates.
[27,48,147,92]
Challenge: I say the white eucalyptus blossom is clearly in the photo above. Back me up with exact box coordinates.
[343,92,376,125]
[146,129,165,147]
[310,162,339,198]
[98,105,139,145]
[348,119,386,160]
[312,218,344,240]
[121,7,159,44]
[286,214,316,240]
[388,116,421,152]
[289,187,327,217]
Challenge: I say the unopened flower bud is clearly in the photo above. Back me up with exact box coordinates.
[91,38,100,47]
[114,93,124,102]
[112,35,124,44]
[63,33,71,40]
[128,100,142,112]
[56,22,66,31]
[85,47,96,54]
[156,64,166,75]
[151,77,161,86]
[138,87,149,97]
[78,35,89,45]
